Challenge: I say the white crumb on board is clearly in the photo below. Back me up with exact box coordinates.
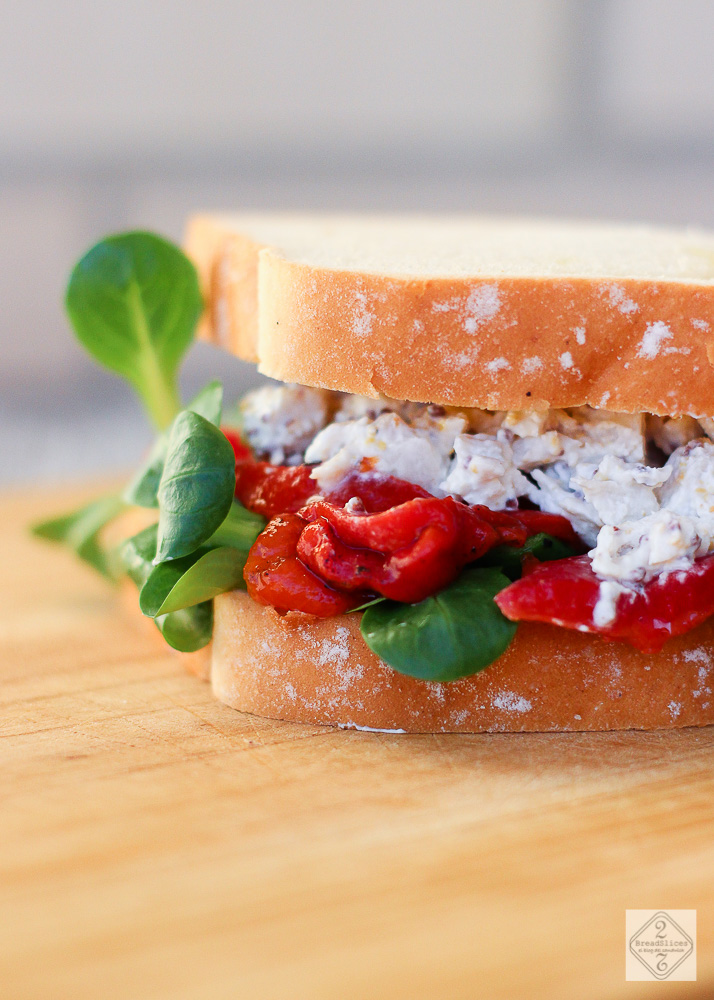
[337,723,407,734]
[637,321,673,359]
[492,691,533,713]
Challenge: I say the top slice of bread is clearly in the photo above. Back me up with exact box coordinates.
[185,213,714,416]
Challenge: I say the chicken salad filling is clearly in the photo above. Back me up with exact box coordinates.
[239,383,714,624]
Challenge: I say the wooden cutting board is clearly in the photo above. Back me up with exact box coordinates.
[2,482,713,1000]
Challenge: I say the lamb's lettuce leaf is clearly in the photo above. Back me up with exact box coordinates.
[360,567,517,682]
[155,410,236,562]
[479,532,576,580]
[117,524,213,652]
[124,380,223,508]
[32,494,126,581]
[65,231,202,430]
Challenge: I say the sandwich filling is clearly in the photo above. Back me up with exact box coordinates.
[232,383,714,652]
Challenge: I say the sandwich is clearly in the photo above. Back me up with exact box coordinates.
[35,215,714,733]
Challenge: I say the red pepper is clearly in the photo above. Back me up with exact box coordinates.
[325,471,432,512]
[222,427,252,462]
[243,514,367,616]
[235,461,318,518]
[297,496,535,604]
[225,430,318,517]
[495,552,714,653]
[297,497,490,603]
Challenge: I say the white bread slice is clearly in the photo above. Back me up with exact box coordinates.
[185,213,714,416]
[210,590,714,733]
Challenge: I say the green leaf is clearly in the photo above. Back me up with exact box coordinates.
[116,524,158,587]
[156,602,213,652]
[186,380,224,426]
[347,596,387,614]
[208,501,265,550]
[65,231,202,430]
[139,549,208,616]
[32,493,126,580]
[156,410,236,562]
[117,525,212,651]
[139,501,262,615]
[479,532,576,581]
[141,546,248,617]
[124,434,169,509]
[360,568,517,682]
[124,380,224,508]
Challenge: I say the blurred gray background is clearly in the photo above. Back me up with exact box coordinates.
[2,0,714,485]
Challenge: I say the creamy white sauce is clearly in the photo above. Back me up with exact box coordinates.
[592,580,630,627]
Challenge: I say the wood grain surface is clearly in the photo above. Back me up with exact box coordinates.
[2,482,714,1000]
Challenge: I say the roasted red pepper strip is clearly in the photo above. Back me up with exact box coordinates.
[222,428,252,462]
[243,514,366,616]
[297,497,516,604]
[235,461,318,518]
[495,552,714,653]
[472,507,529,547]
[326,471,431,512]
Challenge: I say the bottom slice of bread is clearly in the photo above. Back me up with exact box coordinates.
[211,591,714,732]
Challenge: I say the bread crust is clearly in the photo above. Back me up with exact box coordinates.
[184,214,260,361]
[210,591,714,732]
[185,214,714,417]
